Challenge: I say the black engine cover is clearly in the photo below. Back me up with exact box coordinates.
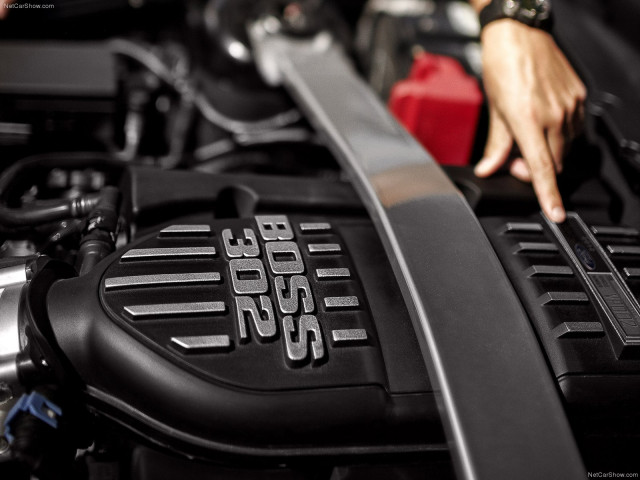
[483,213,640,432]
[45,213,442,458]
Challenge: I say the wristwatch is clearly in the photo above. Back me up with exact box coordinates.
[479,0,553,32]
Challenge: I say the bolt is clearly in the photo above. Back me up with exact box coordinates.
[0,384,12,405]
[263,15,282,35]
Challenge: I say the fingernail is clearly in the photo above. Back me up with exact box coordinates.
[550,207,566,223]
[474,158,490,176]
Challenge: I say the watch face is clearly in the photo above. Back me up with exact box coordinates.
[503,0,521,18]
[503,0,551,24]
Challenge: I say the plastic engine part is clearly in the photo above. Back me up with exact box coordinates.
[389,52,482,166]
[43,213,443,459]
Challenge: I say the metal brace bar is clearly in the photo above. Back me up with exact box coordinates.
[249,20,585,480]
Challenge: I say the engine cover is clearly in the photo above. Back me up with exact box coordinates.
[483,213,640,431]
[45,213,442,458]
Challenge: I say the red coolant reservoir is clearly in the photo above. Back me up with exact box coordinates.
[389,52,483,166]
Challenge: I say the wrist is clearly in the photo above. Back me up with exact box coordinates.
[480,16,552,41]
[469,0,492,14]
[478,0,553,32]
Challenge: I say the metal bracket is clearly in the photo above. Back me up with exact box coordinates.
[0,271,29,387]
[249,18,585,480]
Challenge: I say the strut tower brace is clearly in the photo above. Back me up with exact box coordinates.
[248,15,585,480]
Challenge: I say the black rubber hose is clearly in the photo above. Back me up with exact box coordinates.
[108,38,302,135]
[0,153,125,228]
[76,186,120,275]
[0,196,101,227]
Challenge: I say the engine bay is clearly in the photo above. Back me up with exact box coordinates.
[1,0,640,479]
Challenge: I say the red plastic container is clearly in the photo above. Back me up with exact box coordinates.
[389,52,483,166]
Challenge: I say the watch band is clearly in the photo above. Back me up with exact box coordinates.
[479,0,553,32]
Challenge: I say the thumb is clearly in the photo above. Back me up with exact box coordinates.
[475,109,513,177]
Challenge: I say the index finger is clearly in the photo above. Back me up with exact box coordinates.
[510,118,566,223]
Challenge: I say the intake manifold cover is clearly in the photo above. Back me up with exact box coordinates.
[46,214,439,457]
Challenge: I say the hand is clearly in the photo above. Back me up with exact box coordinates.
[0,0,14,19]
[473,20,586,223]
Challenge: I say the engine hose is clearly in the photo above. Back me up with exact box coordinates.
[0,195,101,227]
[0,153,125,228]
[108,38,302,135]
[76,186,120,275]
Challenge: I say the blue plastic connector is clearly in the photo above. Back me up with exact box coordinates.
[3,392,62,443]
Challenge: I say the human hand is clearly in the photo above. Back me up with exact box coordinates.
[0,0,14,19]
[473,20,586,223]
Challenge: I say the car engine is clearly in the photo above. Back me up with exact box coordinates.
[1,0,640,479]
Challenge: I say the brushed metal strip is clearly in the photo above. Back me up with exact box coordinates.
[316,268,351,279]
[331,329,367,344]
[308,243,341,254]
[299,222,331,232]
[524,265,573,278]
[105,272,221,290]
[607,245,640,256]
[124,302,226,317]
[121,247,217,261]
[553,322,604,338]
[159,224,211,235]
[503,222,543,234]
[539,292,589,305]
[591,226,639,237]
[324,296,359,309]
[513,242,559,254]
[171,335,230,351]
[624,268,640,279]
